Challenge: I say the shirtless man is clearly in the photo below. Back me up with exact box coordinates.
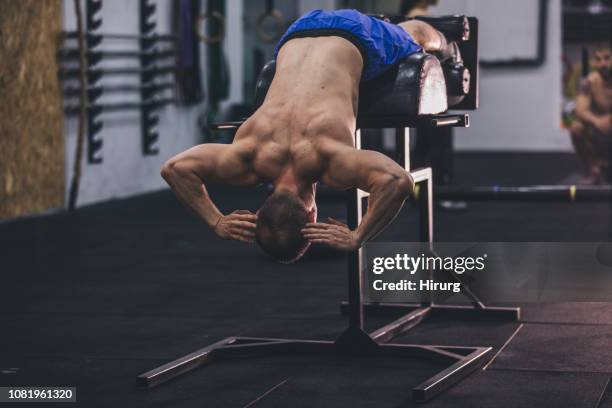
[161,9,452,263]
[570,42,612,184]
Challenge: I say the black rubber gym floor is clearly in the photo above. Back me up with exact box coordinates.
[1,153,612,407]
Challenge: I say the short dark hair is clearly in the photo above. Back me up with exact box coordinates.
[255,191,310,263]
[593,41,612,52]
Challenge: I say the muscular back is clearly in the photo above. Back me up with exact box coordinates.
[233,36,365,186]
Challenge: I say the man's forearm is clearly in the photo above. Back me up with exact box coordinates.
[575,91,602,128]
[576,106,601,127]
[161,164,222,228]
[354,177,411,245]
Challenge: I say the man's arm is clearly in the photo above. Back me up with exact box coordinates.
[303,146,413,250]
[576,78,599,127]
[575,76,611,134]
[161,142,261,243]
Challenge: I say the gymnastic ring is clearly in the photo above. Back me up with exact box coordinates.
[256,9,285,43]
[195,11,225,44]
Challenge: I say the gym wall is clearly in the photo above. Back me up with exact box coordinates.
[0,0,65,220]
[62,1,205,207]
[219,0,245,113]
[298,0,337,15]
[432,0,572,152]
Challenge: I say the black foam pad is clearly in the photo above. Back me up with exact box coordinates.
[254,60,277,109]
[358,52,447,119]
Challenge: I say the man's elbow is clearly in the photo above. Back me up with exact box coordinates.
[160,156,189,182]
[160,159,174,182]
[395,173,414,199]
[380,173,413,201]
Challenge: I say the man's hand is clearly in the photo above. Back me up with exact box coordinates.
[214,210,257,243]
[302,217,361,251]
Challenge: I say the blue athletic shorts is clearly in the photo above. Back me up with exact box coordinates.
[274,9,422,81]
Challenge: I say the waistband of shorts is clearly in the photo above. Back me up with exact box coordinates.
[276,28,368,67]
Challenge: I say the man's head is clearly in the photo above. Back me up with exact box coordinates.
[255,190,316,263]
[593,42,612,80]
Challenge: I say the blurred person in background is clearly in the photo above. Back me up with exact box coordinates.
[400,0,439,17]
[569,42,612,184]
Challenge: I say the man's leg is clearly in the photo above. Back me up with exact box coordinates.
[569,119,599,181]
[587,123,612,184]
[398,20,450,55]
[570,120,591,168]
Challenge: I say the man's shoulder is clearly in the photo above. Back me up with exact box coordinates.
[579,74,597,94]
[233,114,276,143]
[586,71,603,85]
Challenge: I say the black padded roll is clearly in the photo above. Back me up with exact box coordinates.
[443,61,470,107]
[358,52,447,119]
[253,52,448,121]
[253,59,277,108]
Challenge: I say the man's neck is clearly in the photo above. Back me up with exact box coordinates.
[274,172,316,211]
